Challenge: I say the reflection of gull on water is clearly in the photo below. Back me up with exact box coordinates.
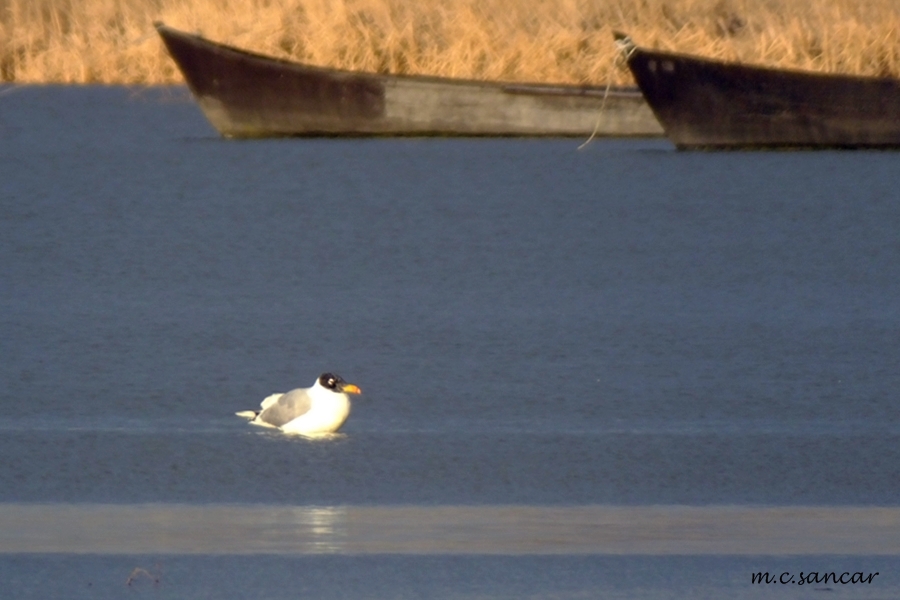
[255,506,346,553]
[292,507,346,553]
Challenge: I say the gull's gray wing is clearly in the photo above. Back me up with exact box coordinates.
[256,388,312,428]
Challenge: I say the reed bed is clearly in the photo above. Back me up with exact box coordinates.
[1,0,899,85]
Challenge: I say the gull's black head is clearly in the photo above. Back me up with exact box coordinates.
[318,373,362,395]
[319,373,344,390]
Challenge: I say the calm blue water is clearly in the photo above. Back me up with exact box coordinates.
[1,85,899,598]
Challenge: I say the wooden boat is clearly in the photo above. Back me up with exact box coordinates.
[155,23,662,138]
[615,32,900,149]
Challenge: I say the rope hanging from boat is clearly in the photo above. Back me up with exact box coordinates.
[577,32,638,150]
[613,32,637,61]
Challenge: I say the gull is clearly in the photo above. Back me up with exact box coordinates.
[236,373,362,436]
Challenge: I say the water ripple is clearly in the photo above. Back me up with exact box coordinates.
[2,504,899,555]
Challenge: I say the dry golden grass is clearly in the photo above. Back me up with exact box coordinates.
[1,0,899,85]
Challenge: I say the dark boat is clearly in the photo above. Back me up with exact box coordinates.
[615,32,900,149]
[154,22,662,138]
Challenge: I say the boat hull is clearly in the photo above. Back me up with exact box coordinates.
[155,23,662,138]
[623,43,900,149]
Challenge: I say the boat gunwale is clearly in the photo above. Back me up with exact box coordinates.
[155,22,644,98]
[627,43,900,86]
